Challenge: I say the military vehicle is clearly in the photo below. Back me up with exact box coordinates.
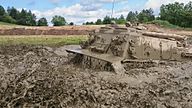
[66,24,192,73]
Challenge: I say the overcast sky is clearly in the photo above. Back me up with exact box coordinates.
[0,0,191,25]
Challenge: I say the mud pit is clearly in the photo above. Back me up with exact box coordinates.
[0,45,192,108]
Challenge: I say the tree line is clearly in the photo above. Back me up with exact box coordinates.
[160,2,192,27]
[0,6,70,26]
[84,1,192,28]
[83,8,155,25]
[0,1,192,27]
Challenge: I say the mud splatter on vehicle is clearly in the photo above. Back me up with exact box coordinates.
[66,24,192,73]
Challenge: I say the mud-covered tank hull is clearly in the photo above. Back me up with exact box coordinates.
[66,48,158,73]
[66,25,192,73]
[66,48,124,73]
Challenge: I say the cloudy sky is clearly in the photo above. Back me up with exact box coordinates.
[0,0,191,25]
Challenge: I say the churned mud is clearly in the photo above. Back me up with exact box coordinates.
[0,45,192,108]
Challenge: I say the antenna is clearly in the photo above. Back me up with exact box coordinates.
[111,0,115,18]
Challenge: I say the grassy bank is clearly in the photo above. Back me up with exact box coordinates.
[0,21,16,25]
[147,20,192,31]
[147,20,179,29]
[0,35,87,46]
[0,21,24,29]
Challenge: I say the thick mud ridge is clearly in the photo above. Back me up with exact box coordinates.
[0,45,192,108]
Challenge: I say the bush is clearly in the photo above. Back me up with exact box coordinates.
[37,18,48,26]
[2,15,16,24]
[69,22,74,25]
[137,8,155,23]
[51,15,66,26]
[147,20,179,28]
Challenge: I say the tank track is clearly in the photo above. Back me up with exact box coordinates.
[68,52,157,72]
[122,59,158,71]
[68,53,114,71]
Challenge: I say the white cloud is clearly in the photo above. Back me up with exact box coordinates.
[32,4,112,25]
[81,0,126,4]
[145,0,191,10]
[32,0,129,25]
[21,0,192,25]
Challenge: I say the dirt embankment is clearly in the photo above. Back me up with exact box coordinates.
[0,24,191,36]
[0,45,192,108]
[0,26,100,35]
[145,24,192,36]
[0,28,88,35]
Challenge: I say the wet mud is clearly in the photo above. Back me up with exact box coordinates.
[0,45,192,108]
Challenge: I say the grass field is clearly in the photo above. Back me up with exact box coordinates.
[0,35,87,46]
[0,21,24,29]
[0,22,88,46]
[0,21,16,25]
[147,20,179,28]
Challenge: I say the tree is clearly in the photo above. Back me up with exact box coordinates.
[119,14,125,20]
[7,7,37,25]
[0,5,6,21]
[0,5,5,16]
[1,14,16,23]
[69,22,74,25]
[7,7,19,20]
[17,9,27,25]
[183,1,192,27]
[51,15,66,26]
[137,8,155,23]
[1,6,37,26]
[103,16,111,24]
[14,9,37,26]
[159,2,192,27]
[185,1,192,11]
[126,11,137,22]
[90,22,94,25]
[26,10,36,26]
[85,21,94,25]
[37,17,48,26]
[116,14,126,24]
[95,19,102,25]
[160,2,184,26]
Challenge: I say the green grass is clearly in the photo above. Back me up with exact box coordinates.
[0,21,24,29]
[0,35,87,46]
[0,21,19,26]
[0,21,11,25]
[147,20,179,29]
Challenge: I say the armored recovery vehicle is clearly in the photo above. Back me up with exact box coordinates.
[66,24,192,73]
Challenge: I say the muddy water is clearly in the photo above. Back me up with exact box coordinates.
[0,45,192,108]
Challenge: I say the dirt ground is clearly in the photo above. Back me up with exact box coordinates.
[0,24,192,36]
[0,25,101,35]
[0,45,192,108]
[146,24,192,36]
